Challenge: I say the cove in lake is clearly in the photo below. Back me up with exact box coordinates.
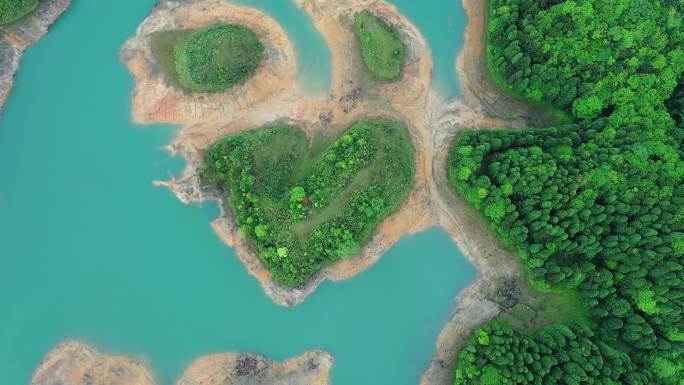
[0,1,474,385]
[233,0,332,95]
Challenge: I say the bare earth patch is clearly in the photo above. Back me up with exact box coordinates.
[30,342,155,385]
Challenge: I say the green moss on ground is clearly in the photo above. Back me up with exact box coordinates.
[353,11,406,81]
[201,118,415,286]
[0,0,38,25]
[152,24,263,93]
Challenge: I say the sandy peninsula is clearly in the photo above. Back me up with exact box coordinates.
[31,341,332,385]
[0,0,71,116]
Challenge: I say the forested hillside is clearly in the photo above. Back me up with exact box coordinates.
[451,0,684,383]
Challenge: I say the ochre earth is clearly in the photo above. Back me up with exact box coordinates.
[31,342,332,385]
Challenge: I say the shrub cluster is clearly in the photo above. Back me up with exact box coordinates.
[456,321,640,385]
[451,0,684,383]
[353,10,406,81]
[156,24,264,93]
[0,0,38,25]
[201,118,414,286]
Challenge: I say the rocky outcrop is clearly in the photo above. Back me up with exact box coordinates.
[0,0,71,116]
[31,342,333,385]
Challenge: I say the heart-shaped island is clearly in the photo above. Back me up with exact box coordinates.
[201,117,414,286]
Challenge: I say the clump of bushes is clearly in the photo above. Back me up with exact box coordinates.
[201,118,415,286]
[0,0,38,25]
[353,11,406,81]
[152,24,264,92]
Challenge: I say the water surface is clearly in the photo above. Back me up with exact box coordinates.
[388,0,468,99]
[233,0,331,95]
[0,1,474,384]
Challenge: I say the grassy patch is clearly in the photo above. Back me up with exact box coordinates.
[201,118,415,286]
[353,11,406,81]
[502,288,592,335]
[151,24,264,93]
[0,0,38,26]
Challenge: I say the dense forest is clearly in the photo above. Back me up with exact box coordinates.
[202,118,414,286]
[151,24,263,93]
[0,0,38,25]
[451,0,684,383]
[353,11,406,81]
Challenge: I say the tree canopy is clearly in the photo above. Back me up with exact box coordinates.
[452,0,684,383]
[0,0,38,25]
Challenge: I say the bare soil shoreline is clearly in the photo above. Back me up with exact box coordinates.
[0,0,71,117]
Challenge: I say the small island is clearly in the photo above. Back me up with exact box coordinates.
[152,23,264,92]
[201,117,414,286]
[353,10,406,81]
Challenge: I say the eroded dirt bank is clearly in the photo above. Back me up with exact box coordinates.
[0,0,71,116]
[31,342,332,385]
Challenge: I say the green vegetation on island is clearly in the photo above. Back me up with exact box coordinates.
[451,0,684,383]
[201,118,415,286]
[353,11,406,81]
[151,24,264,93]
[0,0,38,25]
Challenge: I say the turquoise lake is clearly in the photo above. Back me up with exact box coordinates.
[0,1,473,384]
